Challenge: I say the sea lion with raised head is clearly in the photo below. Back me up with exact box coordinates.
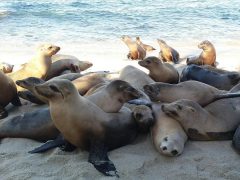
[180,64,240,90]
[0,71,21,119]
[186,40,216,66]
[136,37,156,52]
[8,44,60,91]
[33,79,138,176]
[121,35,146,60]
[139,56,179,84]
[157,39,179,64]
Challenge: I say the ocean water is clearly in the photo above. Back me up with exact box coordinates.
[0,0,240,70]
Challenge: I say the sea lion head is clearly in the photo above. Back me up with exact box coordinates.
[143,83,162,101]
[77,61,93,71]
[37,44,61,57]
[159,135,184,157]
[106,80,142,103]
[0,62,14,73]
[161,100,197,119]
[198,40,213,51]
[132,105,155,133]
[136,36,141,44]
[157,39,167,47]
[16,77,45,90]
[138,56,161,68]
[35,79,77,101]
[121,35,132,43]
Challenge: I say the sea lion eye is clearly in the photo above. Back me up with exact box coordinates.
[146,60,151,64]
[177,105,182,110]
[48,46,53,50]
[49,85,60,93]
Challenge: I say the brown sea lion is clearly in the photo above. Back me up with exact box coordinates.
[0,71,21,119]
[157,39,179,64]
[139,56,179,84]
[144,80,227,106]
[121,35,146,60]
[34,79,138,176]
[8,44,60,91]
[151,103,187,156]
[136,37,156,52]
[186,40,216,66]
[180,64,240,90]
[161,97,240,140]
[0,62,14,73]
[46,54,93,80]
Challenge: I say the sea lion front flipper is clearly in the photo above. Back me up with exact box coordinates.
[232,126,240,154]
[18,91,45,105]
[28,134,76,153]
[88,139,119,177]
[0,106,8,119]
[11,95,22,106]
[128,98,152,108]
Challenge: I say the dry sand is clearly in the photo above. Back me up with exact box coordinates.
[0,40,240,179]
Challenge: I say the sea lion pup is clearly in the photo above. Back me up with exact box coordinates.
[0,62,14,73]
[180,64,240,90]
[136,37,156,52]
[0,71,21,119]
[8,44,60,91]
[0,107,59,141]
[232,125,240,153]
[121,35,146,60]
[151,103,187,157]
[186,40,216,66]
[33,79,138,177]
[157,39,179,64]
[46,54,93,80]
[138,56,179,84]
[161,98,240,140]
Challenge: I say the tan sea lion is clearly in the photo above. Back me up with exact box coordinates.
[138,56,179,84]
[0,62,14,73]
[33,79,138,176]
[0,71,21,119]
[144,80,227,106]
[136,37,156,52]
[121,35,146,60]
[161,97,240,140]
[151,103,187,156]
[186,40,216,66]
[8,44,60,91]
[46,54,93,80]
[157,39,179,64]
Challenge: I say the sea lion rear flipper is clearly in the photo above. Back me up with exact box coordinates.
[88,139,119,177]
[28,134,75,153]
[0,107,8,119]
[11,95,22,106]
[232,126,240,154]
[18,91,45,105]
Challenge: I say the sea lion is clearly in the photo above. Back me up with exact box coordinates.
[136,37,156,52]
[33,79,138,176]
[161,97,240,140]
[46,54,93,80]
[138,56,179,84]
[151,103,187,156]
[17,73,107,104]
[180,64,240,90]
[0,62,14,73]
[143,80,227,106]
[0,71,21,119]
[0,107,59,141]
[186,40,216,66]
[157,39,179,64]
[121,35,146,60]
[8,44,60,91]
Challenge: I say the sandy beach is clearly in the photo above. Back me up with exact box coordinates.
[0,40,240,179]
